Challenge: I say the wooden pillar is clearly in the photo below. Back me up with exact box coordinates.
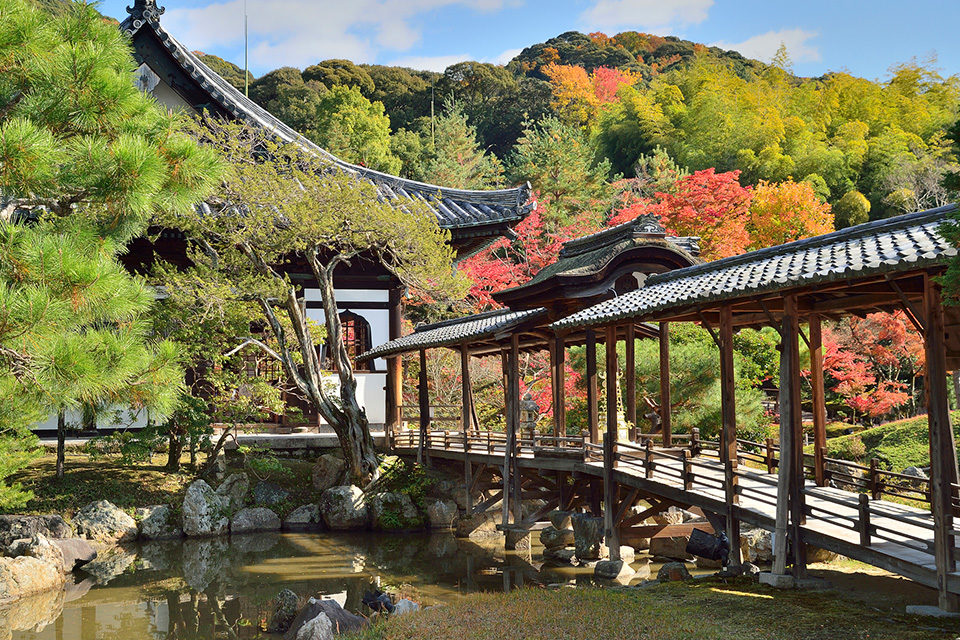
[461,343,473,513]
[586,328,599,443]
[719,305,741,567]
[417,348,429,465]
[603,326,621,561]
[809,314,828,487]
[550,335,567,437]
[385,287,403,431]
[625,324,637,438]
[924,274,959,612]
[509,334,522,528]
[774,294,806,578]
[659,321,672,447]
[500,347,511,526]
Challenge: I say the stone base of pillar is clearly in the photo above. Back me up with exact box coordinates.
[759,572,831,590]
[505,530,530,551]
[905,605,960,618]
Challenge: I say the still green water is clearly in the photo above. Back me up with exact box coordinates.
[2,532,619,640]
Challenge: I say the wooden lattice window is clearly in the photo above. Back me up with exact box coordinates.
[333,311,372,372]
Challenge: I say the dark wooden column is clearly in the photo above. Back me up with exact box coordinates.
[461,343,473,512]
[385,287,403,431]
[774,294,806,578]
[603,325,621,561]
[659,321,672,447]
[509,334,522,527]
[417,347,429,465]
[719,305,741,567]
[625,324,637,440]
[500,346,511,526]
[550,335,567,437]
[809,314,828,487]
[924,274,959,612]
[586,328,599,443]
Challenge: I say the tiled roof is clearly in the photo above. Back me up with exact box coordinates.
[121,2,533,234]
[553,205,958,330]
[358,308,548,361]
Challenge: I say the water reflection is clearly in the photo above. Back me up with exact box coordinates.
[4,532,610,640]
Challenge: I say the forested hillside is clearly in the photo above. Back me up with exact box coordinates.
[198,30,959,229]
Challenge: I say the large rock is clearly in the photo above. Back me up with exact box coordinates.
[0,583,64,635]
[806,545,840,564]
[594,559,636,583]
[136,505,183,540]
[318,486,369,530]
[312,454,346,493]
[539,527,574,549]
[455,511,499,539]
[649,535,693,561]
[0,515,72,547]
[653,506,684,526]
[231,507,281,534]
[74,500,137,544]
[740,528,773,564]
[216,473,250,512]
[548,511,572,530]
[393,598,420,615]
[369,492,423,531]
[79,547,135,585]
[657,561,693,582]
[50,539,96,571]
[252,481,290,507]
[295,612,333,640]
[0,555,64,603]
[543,547,576,563]
[267,588,300,633]
[285,598,364,640]
[7,535,66,575]
[571,514,603,561]
[428,479,470,511]
[425,499,458,529]
[182,480,229,537]
[283,504,322,531]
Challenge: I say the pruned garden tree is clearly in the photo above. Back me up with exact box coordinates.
[0,0,220,493]
[164,119,469,486]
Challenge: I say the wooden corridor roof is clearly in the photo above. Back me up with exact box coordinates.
[552,204,958,330]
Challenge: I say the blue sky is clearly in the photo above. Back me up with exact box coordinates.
[103,0,960,80]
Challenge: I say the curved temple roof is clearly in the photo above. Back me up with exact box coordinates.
[552,204,958,330]
[121,1,534,241]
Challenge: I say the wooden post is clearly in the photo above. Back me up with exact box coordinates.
[385,287,403,431]
[858,493,871,546]
[659,321,672,447]
[461,343,473,512]
[774,294,806,578]
[923,274,959,612]
[551,335,567,437]
[625,324,637,437]
[509,334,522,529]
[719,305,741,567]
[809,314,828,487]
[604,326,621,561]
[500,347,511,527]
[586,328,599,444]
[417,348,429,465]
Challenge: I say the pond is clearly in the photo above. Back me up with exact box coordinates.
[2,532,660,640]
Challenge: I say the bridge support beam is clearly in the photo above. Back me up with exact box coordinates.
[417,348,429,465]
[586,329,599,444]
[809,315,828,487]
[660,321,672,447]
[923,274,959,612]
[719,306,742,568]
[625,324,636,441]
[461,343,473,513]
[604,325,621,561]
[551,335,566,437]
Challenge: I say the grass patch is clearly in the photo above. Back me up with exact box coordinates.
[349,580,960,640]
[821,411,960,471]
[2,453,318,518]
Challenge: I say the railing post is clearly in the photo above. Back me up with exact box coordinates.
[645,439,654,479]
[765,437,776,474]
[869,458,881,500]
[682,450,693,490]
[858,493,871,546]
[691,428,701,458]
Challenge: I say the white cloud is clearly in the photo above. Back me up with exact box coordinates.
[388,53,473,72]
[164,0,510,70]
[712,28,821,64]
[491,47,523,65]
[580,0,713,31]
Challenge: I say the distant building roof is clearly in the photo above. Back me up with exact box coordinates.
[553,205,958,330]
[121,1,534,251]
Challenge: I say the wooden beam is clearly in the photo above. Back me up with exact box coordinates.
[385,287,403,431]
[719,306,741,567]
[417,348,429,465]
[660,322,672,447]
[552,335,567,437]
[809,315,828,487]
[461,343,473,512]
[604,325,621,561]
[586,328,599,444]
[500,347,511,526]
[625,324,637,439]
[924,274,960,612]
[510,333,522,529]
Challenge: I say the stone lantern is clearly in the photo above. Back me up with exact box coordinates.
[519,392,540,439]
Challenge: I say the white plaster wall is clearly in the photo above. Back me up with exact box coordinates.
[317,372,387,427]
[304,288,390,372]
[32,406,150,432]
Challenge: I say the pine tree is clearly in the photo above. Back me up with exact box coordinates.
[419,101,503,189]
[0,0,220,494]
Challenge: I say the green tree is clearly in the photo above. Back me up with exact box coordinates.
[311,84,400,173]
[418,101,503,189]
[197,52,253,93]
[833,190,871,228]
[303,59,374,95]
[508,116,614,227]
[0,0,220,492]
[167,120,468,484]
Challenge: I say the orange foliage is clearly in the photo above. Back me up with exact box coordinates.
[748,180,833,250]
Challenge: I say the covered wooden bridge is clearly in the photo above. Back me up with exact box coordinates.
[360,205,960,612]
